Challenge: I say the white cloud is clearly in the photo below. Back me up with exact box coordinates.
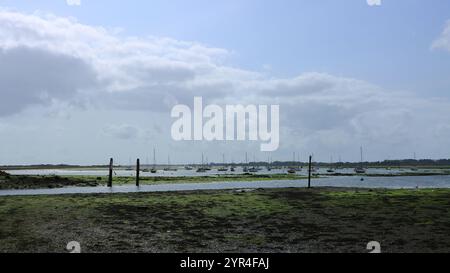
[432,20,450,52]
[0,9,235,112]
[0,9,450,162]
[0,46,97,116]
[66,0,81,6]
[103,124,139,140]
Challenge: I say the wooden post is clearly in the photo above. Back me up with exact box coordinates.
[108,158,113,187]
[308,155,312,189]
[136,158,140,187]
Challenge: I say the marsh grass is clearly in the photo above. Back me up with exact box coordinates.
[0,187,449,253]
[0,174,307,190]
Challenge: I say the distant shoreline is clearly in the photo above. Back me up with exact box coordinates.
[2,172,450,191]
[2,160,450,171]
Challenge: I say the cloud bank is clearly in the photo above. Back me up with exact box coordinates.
[432,20,450,52]
[1,9,450,162]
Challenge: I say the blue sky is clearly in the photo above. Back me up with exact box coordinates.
[4,0,450,94]
[1,1,450,164]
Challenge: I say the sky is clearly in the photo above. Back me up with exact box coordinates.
[0,0,450,165]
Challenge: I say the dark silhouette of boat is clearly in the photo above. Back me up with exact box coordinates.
[354,147,366,174]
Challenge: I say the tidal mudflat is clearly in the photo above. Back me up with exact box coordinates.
[0,187,449,253]
[0,174,308,190]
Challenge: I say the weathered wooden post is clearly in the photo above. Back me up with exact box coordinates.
[308,155,312,189]
[136,158,140,187]
[108,158,113,187]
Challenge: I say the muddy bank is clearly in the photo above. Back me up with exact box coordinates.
[0,175,102,190]
[0,187,449,253]
[0,174,306,190]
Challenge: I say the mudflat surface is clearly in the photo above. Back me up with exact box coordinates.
[0,174,305,190]
[0,187,449,253]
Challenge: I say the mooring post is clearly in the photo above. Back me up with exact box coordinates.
[108,158,113,187]
[308,155,312,189]
[136,158,140,187]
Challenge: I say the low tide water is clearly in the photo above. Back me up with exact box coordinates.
[6,167,441,177]
[0,175,449,197]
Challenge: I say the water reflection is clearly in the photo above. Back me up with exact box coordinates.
[0,175,449,197]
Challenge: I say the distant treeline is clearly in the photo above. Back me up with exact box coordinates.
[211,159,450,167]
[1,159,450,169]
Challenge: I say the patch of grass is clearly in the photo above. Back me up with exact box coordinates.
[0,173,308,190]
[0,187,449,253]
[0,175,102,190]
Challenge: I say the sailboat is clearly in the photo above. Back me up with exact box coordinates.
[266,156,272,171]
[196,153,208,173]
[327,156,335,173]
[248,154,258,173]
[354,147,366,174]
[230,157,236,172]
[203,156,212,171]
[125,157,133,171]
[243,152,249,173]
[410,152,418,171]
[150,148,157,173]
[294,153,303,171]
[336,156,344,170]
[218,154,228,171]
[311,154,319,174]
[288,152,297,174]
[287,168,296,174]
[163,155,177,171]
[142,156,150,172]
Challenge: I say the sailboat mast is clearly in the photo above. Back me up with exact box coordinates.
[360,146,363,168]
